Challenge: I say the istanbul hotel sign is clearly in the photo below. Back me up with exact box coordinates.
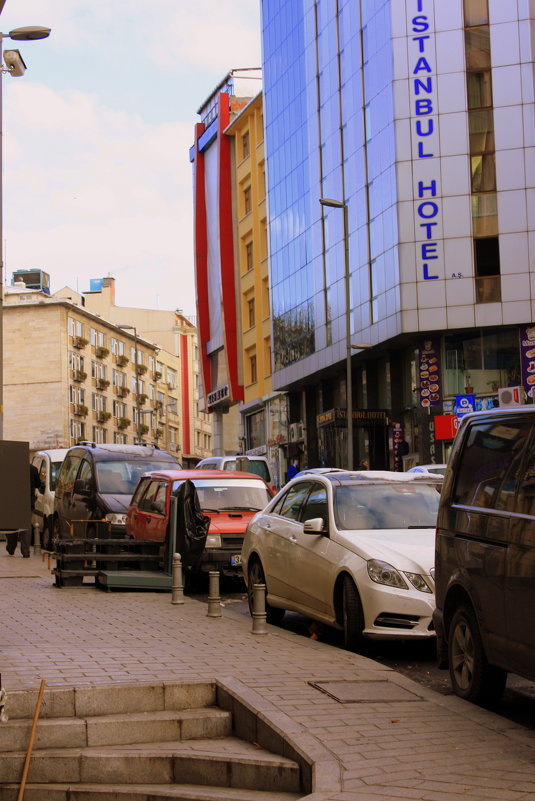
[409,0,443,284]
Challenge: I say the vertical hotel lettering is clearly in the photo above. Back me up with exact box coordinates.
[410,0,442,281]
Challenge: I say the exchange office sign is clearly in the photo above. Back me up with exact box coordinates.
[317,409,389,427]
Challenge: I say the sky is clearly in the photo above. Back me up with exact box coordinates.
[0,0,262,318]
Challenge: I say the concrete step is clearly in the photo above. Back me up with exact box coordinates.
[4,681,217,720]
[0,707,232,752]
[0,737,302,793]
[0,782,303,801]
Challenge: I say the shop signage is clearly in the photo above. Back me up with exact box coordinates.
[408,0,443,283]
[207,384,229,407]
[418,338,442,407]
[519,326,535,398]
[317,409,389,427]
[455,394,475,418]
[434,414,460,440]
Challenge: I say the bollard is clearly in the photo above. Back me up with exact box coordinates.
[32,523,41,556]
[251,583,268,635]
[206,571,222,618]
[171,553,185,605]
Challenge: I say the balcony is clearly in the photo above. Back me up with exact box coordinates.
[72,336,88,349]
[97,378,110,391]
[96,346,110,359]
[74,404,88,417]
[97,410,112,424]
[116,354,129,367]
[118,417,131,430]
[116,386,130,398]
[137,393,148,406]
[136,364,148,376]
[152,370,162,382]
[73,370,87,383]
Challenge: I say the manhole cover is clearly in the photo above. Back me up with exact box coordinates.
[310,680,422,703]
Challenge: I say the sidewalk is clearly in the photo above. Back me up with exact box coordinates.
[1,546,535,800]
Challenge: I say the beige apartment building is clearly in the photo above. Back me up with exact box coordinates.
[82,277,212,465]
[3,278,210,463]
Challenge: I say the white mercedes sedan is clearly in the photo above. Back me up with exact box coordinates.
[242,470,442,652]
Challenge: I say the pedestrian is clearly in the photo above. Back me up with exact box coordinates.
[397,437,410,471]
[358,458,369,470]
[287,459,299,481]
[5,463,39,558]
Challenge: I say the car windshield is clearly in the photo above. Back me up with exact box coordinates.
[97,460,176,495]
[172,478,271,512]
[334,483,440,530]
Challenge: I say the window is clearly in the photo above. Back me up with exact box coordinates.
[242,131,250,159]
[469,110,494,152]
[277,483,312,520]
[464,0,489,27]
[111,337,118,355]
[250,353,257,384]
[471,154,496,193]
[465,27,491,70]
[243,185,252,215]
[245,241,253,271]
[467,72,492,110]
[90,327,97,346]
[453,419,531,509]
[97,331,105,347]
[248,296,255,328]
[301,485,328,525]
[474,237,501,303]
[167,369,177,389]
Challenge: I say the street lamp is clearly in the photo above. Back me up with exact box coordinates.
[0,25,50,440]
[320,197,354,469]
[118,324,142,444]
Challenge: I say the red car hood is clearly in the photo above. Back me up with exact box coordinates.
[206,511,255,534]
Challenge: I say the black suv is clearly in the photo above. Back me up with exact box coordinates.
[53,443,180,537]
[434,406,535,705]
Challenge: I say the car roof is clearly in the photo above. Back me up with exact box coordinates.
[134,469,268,481]
[66,443,178,462]
[290,469,443,487]
[34,448,70,460]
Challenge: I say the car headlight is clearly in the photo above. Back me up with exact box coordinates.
[105,513,127,525]
[205,534,222,549]
[367,559,408,589]
[404,571,433,593]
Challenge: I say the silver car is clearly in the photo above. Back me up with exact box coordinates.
[242,470,442,652]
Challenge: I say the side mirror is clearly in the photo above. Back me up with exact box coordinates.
[303,517,326,534]
[74,478,91,496]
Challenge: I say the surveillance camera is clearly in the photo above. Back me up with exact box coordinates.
[3,49,27,77]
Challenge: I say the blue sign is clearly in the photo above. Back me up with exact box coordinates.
[455,394,475,418]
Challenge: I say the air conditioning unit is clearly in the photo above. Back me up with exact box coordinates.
[498,386,526,407]
[289,423,299,442]
[289,422,306,442]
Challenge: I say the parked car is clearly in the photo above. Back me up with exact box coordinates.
[31,448,69,549]
[434,407,535,705]
[195,455,275,490]
[408,464,447,476]
[127,470,273,575]
[242,470,442,652]
[53,443,180,538]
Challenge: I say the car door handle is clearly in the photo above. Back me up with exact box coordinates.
[289,535,297,542]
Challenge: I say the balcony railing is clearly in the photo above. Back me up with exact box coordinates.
[73,370,87,383]
[74,404,88,417]
[116,386,130,398]
[97,378,110,391]
[72,336,88,349]
[96,346,110,359]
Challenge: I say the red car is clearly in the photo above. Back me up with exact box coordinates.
[126,470,273,575]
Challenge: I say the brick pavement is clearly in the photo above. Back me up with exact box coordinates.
[1,547,535,800]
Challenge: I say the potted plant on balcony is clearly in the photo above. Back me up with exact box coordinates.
[98,410,112,423]
[73,336,89,349]
[96,346,110,359]
[136,363,148,375]
[117,354,129,367]
[464,374,474,394]
[74,370,87,382]
[75,404,89,417]
[137,393,148,405]
[118,417,131,430]
[487,380,499,392]
[153,370,162,382]
[97,378,110,391]
[139,423,149,435]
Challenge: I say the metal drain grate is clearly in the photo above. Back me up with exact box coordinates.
[309,679,423,703]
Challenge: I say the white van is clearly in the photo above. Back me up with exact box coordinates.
[31,448,69,549]
[195,455,275,490]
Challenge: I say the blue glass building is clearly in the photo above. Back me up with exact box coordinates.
[261,0,535,469]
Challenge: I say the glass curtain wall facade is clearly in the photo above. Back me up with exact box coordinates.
[262,0,398,382]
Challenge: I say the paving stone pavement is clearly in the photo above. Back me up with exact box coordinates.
[1,547,535,800]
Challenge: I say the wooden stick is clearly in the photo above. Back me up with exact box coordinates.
[17,678,46,801]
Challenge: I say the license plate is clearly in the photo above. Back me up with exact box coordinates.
[230,554,242,566]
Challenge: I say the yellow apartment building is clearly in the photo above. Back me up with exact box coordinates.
[225,92,289,486]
